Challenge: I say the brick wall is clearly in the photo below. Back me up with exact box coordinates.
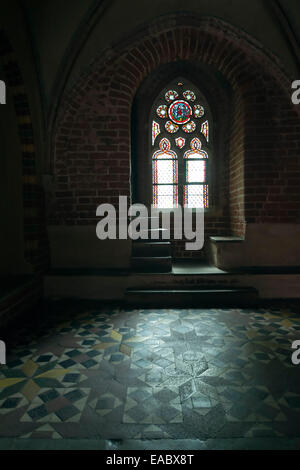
[243,75,300,225]
[51,16,300,258]
[230,89,246,237]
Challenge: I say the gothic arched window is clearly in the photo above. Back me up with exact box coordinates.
[151,80,211,209]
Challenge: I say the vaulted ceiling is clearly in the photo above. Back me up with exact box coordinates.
[19,0,300,113]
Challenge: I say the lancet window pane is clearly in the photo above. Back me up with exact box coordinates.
[153,159,178,185]
[153,184,178,208]
[184,184,209,209]
[186,160,206,183]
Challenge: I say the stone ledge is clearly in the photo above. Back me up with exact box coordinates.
[210,236,244,243]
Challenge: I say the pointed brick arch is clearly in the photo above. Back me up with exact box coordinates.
[0,30,49,271]
[52,15,300,249]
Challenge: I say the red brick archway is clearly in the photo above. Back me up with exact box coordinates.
[51,15,300,251]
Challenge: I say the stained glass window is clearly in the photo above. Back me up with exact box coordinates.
[194,105,204,118]
[183,139,208,209]
[152,138,178,208]
[183,90,196,102]
[165,121,179,133]
[175,137,186,149]
[153,138,174,157]
[186,160,206,183]
[152,121,160,146]
[157,105,168,118]
[184,138,208,159]
[182,121,196,133]
[165,90,179,102]
[151,81,211,209]
[184,185,209,209]
[153,185,178,209]
[201,120,209,142]
[169,101,192,124]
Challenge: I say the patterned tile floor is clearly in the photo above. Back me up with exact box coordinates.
[1,301,300,441]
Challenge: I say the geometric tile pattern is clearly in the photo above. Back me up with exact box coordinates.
[1,301,300,439]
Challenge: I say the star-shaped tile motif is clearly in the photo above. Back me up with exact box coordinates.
[157,351,209,401]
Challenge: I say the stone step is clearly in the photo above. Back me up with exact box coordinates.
[135,228,170,241]
[132,242,171,257]
[125,286,258,307]
[131,256,172,273]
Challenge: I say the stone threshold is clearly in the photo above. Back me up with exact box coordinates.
[0,437,299,450]
[46,264,300,277]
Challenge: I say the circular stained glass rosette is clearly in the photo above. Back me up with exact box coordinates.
[165,90,179,103]
[169,100,192,125]
[182,121,196,133]
[165,121,179,133]
[156,105,168,119]
[194,104,205,119]
[183,90,196,102]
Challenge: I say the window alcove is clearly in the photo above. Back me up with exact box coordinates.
[131,61,232,260]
